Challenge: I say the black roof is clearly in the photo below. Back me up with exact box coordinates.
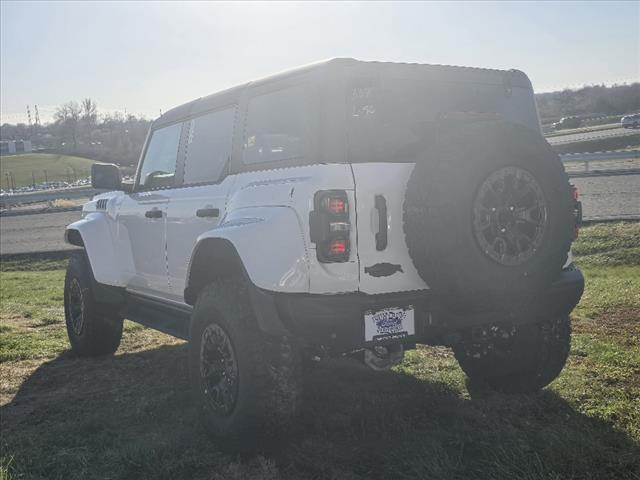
[154,58,531,128]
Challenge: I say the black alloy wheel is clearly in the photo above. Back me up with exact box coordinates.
[473,166,548,266]
[199,323,239,416]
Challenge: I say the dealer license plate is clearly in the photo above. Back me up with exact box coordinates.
[364,306,415,343]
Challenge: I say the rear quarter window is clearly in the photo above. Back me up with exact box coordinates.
[243,85,312,165]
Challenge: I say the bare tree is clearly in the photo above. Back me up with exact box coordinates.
[54,101,81,149]
[81,98,98,139]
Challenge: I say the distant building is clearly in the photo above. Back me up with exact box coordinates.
[0,140,32,154]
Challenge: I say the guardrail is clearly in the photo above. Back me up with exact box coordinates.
[0,186,99,208]
[560,150,639,175]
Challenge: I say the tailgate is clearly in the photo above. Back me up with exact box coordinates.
[351,162,428,294]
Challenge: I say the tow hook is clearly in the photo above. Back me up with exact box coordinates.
[363,344,404,371]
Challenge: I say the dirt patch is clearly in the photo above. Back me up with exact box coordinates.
[572,307,640,347]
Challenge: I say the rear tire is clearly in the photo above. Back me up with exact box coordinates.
[189,279,301,447]
[64,251,123,356]
[452,315,571,393]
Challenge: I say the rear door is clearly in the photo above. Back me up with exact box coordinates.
[351,163,428,295]
[165,106,237,303]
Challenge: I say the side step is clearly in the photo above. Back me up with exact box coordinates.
[121,293,191,340]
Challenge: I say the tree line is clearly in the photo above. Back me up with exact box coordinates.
[536,83,639,123]
[1,99,151,167]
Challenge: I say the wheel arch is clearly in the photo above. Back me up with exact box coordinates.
[185,237,288,335]
[65,213,131,288]
[185,238,249,305]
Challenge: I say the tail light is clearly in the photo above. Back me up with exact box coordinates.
[570,183,582,239]
[309,190,350,262]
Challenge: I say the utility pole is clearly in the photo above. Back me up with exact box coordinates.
[44,170,48,185]
[32,171,36,187]
[34,105,41,126]
[5,173,10,191]
[27,105,33,138]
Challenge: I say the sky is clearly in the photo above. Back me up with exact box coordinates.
[1,1,638,124]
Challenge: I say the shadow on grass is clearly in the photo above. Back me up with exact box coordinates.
[2,344,639,480]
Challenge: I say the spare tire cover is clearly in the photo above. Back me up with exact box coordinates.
[403,121,574,313]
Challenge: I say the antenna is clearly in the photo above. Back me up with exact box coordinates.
[34,105,41,126]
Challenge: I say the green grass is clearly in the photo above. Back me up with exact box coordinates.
[1,223,639,479]
[0,153,95,189]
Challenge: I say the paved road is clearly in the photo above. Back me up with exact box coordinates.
[1,175,638,255]
[0,210,81,255]
[547,127,637,146]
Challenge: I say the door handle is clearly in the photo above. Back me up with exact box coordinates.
[374,195,388,251]
[145,209,163,219]
[196,208,220,218]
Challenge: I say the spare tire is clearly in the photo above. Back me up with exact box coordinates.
[403,121,574,313]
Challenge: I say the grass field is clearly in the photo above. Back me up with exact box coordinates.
[1,223,639,479]
[0,154,95,189]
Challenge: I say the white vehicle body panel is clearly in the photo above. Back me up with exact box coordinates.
[227,163,359,294]
[66,195,134,288]
[350,163,429,294]
[194,206,310,292]
[165,179,235,303]
[116,191,171,297]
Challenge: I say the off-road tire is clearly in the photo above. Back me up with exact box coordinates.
[403,121,575,313]
[64,251,123,356]
[189,279,302,446]
[453,315,571,393]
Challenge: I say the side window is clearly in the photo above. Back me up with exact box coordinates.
[243,85,309,164]
[138,122,182,190]
[183,107,235,185]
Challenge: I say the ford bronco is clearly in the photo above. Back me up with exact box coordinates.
[64,58,584,441]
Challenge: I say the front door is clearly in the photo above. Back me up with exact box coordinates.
[117,121,183,297]
[165,106,237,303]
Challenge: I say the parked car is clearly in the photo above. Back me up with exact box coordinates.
[552,116,582,130]
[64,58,584,444]
[621,114,640,128]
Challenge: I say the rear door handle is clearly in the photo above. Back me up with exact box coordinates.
[374,195,388,251]
[145,208,163,219]
[196,208,220,218]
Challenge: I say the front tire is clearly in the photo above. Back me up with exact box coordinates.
[452,315,571,393]
[189,279,301,445]
[64,251,123,356]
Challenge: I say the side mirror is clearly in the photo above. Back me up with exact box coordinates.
[91,163,122,190]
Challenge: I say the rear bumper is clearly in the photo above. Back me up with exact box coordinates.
[270,265,584,352]
[544,264,585,316]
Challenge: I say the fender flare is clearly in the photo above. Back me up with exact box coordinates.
[185,206,310,335]
[65,212,132,288]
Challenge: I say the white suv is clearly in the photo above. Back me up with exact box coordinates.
[64,58,584,442]
[621,114,640,128]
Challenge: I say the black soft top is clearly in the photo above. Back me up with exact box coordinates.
[153,58,532,129]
